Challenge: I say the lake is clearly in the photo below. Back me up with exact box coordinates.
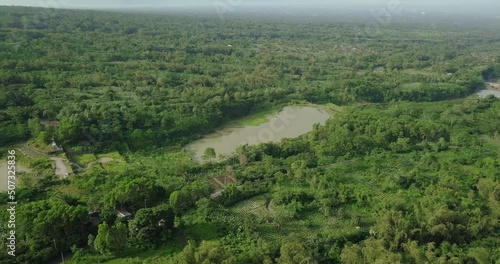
[0,161,31,192]
[185,106,330,162]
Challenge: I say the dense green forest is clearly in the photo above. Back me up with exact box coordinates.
[0,6,499,264]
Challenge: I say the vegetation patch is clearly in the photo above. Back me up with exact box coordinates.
[71,153,97,167]
[232,105,284,127]
[183,223,219,241]
[1,5,499,264]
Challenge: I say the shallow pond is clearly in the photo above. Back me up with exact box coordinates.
[185,106,330,162]
[476,89,500,98]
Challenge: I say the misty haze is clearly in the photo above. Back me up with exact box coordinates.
[0,0,499,263]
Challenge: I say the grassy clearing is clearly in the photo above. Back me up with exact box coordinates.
[52,184,86,198]
[232,195,273,218]
[259,211,326,242]
[129,150,194,189]
[69,151,128,173]
[133,150,194,174]
[259,225,284,242]
[402,69,442,78]
[96,151,124,161]
[102,240,183,264]
[257,209,369,243]
[67,235,182,264]
[72,153,96,167]
[233,106,283,126]
[183,222,218,241]
[481,135,500,150]
[230,195,371,243]
[322,103,342,115]
[101,161,128,173]
[27,140,53,153]
[96,151,127,171]
[401,82,422,91]
[289,100,340,116]
[73,151,124,164]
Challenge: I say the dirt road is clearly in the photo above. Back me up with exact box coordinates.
[50,157,69,178]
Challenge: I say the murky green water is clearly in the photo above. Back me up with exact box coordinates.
[185,106,330,162]
[476,89,500,98]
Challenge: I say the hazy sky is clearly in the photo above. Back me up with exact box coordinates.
[1,0,499,12]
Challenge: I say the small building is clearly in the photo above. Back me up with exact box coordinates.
[115,209,133,219]
[88,211,100,219]
[49,140,64,155]
[85,211,101,228]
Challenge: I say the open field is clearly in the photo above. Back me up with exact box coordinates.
[234,106,284,126]
[64,240,184,264]
[69,151,127,172]
[232,195,275,217]
[230,195,370,243]
[96,151,124,161]
[71,153,96,167]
